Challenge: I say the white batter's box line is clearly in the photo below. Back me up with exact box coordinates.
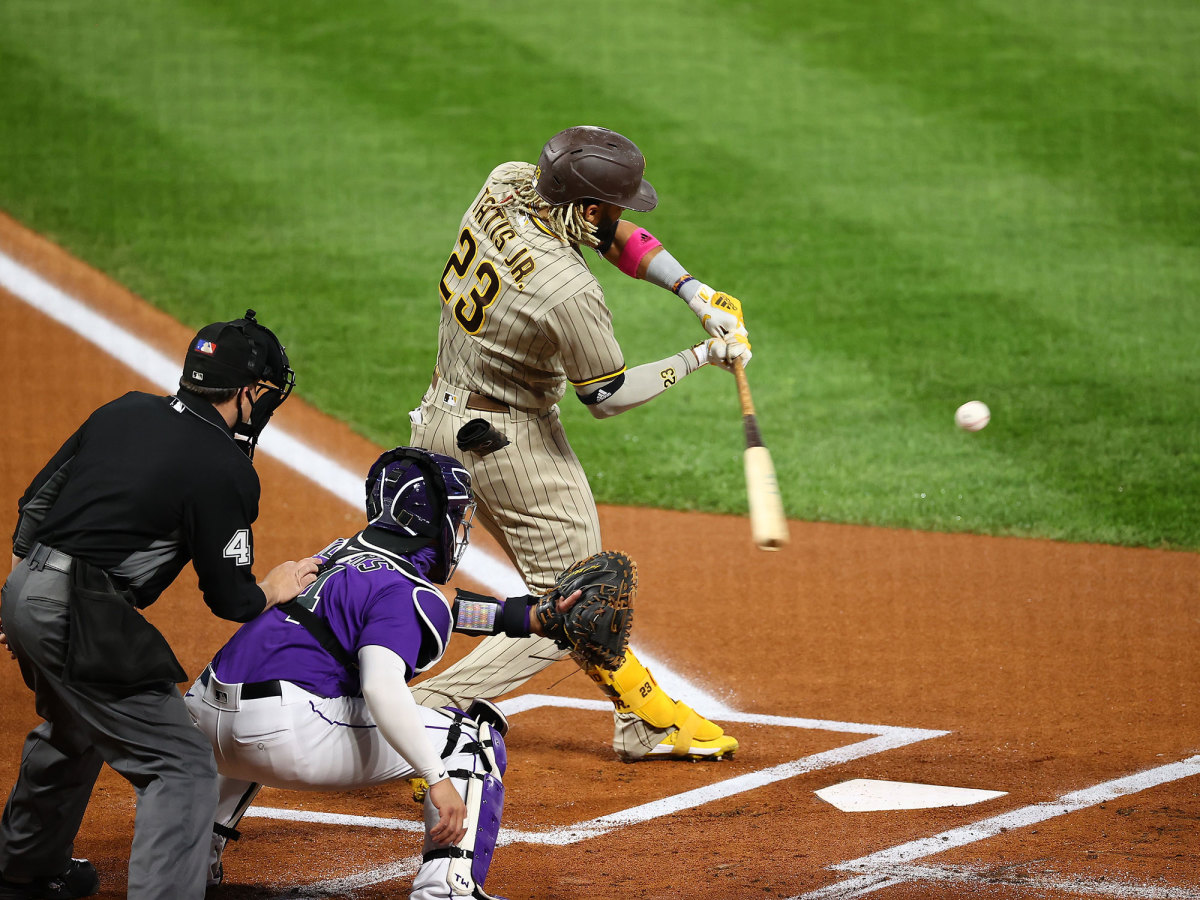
[497,695,946,845]
[249,693,948,852]
[256,695,950,895]
[269,857,421,899]
[830,864,1200,900]
[496,693,949,738]
[796,753,1200,900]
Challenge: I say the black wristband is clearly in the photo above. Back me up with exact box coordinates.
[500,594,536,638]
[453,589,535,637]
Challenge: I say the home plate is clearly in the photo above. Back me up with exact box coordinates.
[815,779,1007,812]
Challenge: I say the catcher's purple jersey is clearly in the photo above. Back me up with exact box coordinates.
[211,538,452,698]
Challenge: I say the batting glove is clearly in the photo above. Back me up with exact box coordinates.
[691,336,752,371]
[686,284,751,346]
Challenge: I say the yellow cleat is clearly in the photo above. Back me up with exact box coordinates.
[586,649,738,760]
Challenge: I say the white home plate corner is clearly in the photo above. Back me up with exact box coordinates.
[816,779,1006,812]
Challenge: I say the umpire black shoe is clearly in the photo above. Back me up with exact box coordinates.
[0,859,99,899]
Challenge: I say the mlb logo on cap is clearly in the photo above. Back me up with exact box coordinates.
[183,320,258,389]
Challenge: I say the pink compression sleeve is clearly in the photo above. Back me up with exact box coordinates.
[617,227,663,277]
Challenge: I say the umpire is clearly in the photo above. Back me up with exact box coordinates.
[0,310,319,900]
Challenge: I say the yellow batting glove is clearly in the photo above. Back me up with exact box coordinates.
[711,292,745,328]
[685,284,751,347]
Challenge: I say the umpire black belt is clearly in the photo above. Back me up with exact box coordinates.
[430,373,509,413]
[200,665,283,700]
[26,543,73,575]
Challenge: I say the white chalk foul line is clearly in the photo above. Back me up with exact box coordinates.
[798,754,1200,899]
[0,250,521,593]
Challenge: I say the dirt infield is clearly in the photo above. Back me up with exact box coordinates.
[1,213,1197,899]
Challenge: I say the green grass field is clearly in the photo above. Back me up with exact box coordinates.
[2,0,1197,548]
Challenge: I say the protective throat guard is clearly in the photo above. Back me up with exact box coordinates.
[232,380,292,458]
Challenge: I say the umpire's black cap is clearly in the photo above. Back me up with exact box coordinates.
[183,309,292,390]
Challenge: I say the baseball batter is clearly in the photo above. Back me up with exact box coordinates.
[184,447,581,899]
[408,125,751,760]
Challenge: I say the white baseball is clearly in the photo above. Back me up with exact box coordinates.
[955,400,991,432]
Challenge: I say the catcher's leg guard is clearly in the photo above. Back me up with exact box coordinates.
[415,711,507,899]
[586,649,738,761]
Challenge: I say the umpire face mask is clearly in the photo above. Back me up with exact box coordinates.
[233,378,293,458]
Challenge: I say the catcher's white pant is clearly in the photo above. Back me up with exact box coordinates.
[184,672,495,899]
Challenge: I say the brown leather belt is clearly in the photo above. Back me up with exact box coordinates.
[430,374,509,413]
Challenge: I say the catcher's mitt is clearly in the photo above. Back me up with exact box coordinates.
[535,550,636,671]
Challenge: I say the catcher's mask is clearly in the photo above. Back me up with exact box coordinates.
[364,447,475,583]
[184,308,295,458]
[532,125,658,212]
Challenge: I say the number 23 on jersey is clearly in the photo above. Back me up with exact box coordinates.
[439,227,500,334]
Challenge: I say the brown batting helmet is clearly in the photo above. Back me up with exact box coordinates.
[532,126,658,212]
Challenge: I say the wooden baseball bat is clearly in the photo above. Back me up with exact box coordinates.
[732,358,789,550]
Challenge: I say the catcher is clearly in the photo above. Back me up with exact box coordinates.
[183,446,632,899]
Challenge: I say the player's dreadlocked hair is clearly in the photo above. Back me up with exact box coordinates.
[492,163,599,248]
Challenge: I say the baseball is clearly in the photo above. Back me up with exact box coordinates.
[955,400,991,432]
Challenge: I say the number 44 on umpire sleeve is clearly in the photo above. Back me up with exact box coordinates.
[223,529,252,566]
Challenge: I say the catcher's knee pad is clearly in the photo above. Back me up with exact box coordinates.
[426,717,507,898]
[467,698,510,741]
[587,649,724,743]
[413,698,507,808]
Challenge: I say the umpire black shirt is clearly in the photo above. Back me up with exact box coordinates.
[12,389,268,621]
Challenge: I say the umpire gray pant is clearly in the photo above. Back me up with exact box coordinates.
[0,562,216,900]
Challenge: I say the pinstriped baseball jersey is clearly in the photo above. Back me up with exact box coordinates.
[435,162,624,410]
[411,161,663,756]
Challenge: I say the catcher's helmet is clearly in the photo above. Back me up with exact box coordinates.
[532,125,658,212]
[365,447,475,583]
